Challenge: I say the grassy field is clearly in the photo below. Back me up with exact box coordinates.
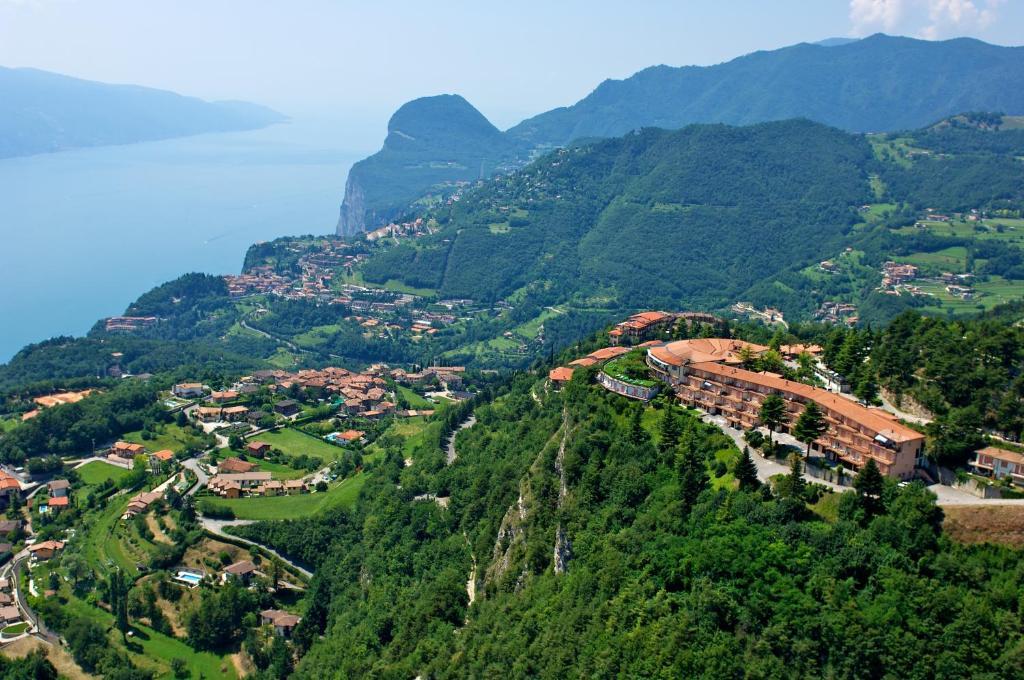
[251,427,344,462]
[914,276,1021,316]
[76,496,144,574]
[338,269,437,297]
[292,324,343,348]
[898,246,968,271]
[365,417,437,463]
[267,347,300,369]
[396,386,433,409]
[0,417,18,433]
[75,461,131,505]
[251,458,307,480]
[60,596,235,679]
[893,218,1024,245]
[202,472,367,520]
[122,423,193,454]
[943,505,1024,547]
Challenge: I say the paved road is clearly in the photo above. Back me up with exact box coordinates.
[445,416,477,465]
[200,518,313,579]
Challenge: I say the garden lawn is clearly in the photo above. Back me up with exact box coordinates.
[76,461,130,487]
[397,386,433,409]
[122,423,192,455]
[202,473,366,520]
[252,427,344,463]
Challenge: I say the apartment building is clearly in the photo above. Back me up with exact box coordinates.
[646,339,924,479]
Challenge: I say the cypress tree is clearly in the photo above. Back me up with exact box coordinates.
[853,458,886,518]
[658,402,682,456]
[793,401,828,459]
[735,446,760,491]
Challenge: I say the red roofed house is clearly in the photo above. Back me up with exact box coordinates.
[246,441,271,457]
[971,446,1024,486]
[111,441,145,459]
[548,367,574,389]
[28,540,65,560]
[612,311,673,345]
[218,457,257,474]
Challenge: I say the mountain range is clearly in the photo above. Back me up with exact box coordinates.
[0,66,285,159]
[337,33,1024,235]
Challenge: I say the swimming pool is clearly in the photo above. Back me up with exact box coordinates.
[174,570,203,586]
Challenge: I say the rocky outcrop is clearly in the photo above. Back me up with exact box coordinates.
[336,172,367,236]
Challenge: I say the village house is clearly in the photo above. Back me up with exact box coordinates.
[246,441,272,457]
[549,367,574,389]
[0,520,22,538]
[28,540,65,561]
[209,390,240,404]
[194,406,223,423]
[284,480,306,495]
[46,496,69,512]
[222,560,257,585]
[0,605,21,625]
[260,480,285,496]
[261,609,301,637]
[111,441,145,459]
[609,311,674,346]
[124,490,163,519]
[172,383,207,398]
[971,446,1024,486]
[274,399,301,417]
[218,457,258,474]
[150,449,175,465]
[221,405,250,422]
[47,479,70,498]
[208,472,273,497]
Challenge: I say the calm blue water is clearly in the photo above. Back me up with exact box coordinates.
[0,118,369,361]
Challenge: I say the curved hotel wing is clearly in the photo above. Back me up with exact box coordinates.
[647,339,924,479]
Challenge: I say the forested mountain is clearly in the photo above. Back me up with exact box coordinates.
[338,34,1024,234]
[0,66,284,158]
[364,118,873,308]
[508,34,1024,144]
[336,95,526,235]
[234,366,1024,677]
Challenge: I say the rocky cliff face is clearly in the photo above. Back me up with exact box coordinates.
[336,170,367,236]
[335,94,526,236]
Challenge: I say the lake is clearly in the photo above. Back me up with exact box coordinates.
[0,118,370,362]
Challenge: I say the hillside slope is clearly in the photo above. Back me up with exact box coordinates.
[363,119,874,309]
[338,34,1024,234]
[0,66,285,159]
[233,368,1024,678]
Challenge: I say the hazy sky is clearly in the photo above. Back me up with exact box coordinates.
[1,0,1021,136]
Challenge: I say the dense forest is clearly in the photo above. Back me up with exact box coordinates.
[231,368,1024,678]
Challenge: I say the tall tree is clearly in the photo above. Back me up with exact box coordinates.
[735,446,760,492]
[792,401,828,459]
[758,394,788,448]
[783,454,806,500]
[658,402,682,456]
[676,439,708,514]
[628,405,648,446]
[853,458,886,519]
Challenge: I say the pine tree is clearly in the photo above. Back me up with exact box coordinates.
[853,458,886,518]
[629,405,648,445]
[677,440,708,514]
[758,394,788,447]
[785,454,806,500]
[658,402,682,456]
[793,401,828,459]
[734,446,760,491]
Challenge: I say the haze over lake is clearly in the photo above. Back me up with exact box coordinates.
[0,118,368,362]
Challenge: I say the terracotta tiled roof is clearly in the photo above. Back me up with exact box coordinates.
[549,367,574,382]
[687,361,923,443]
[975,446,1024,465]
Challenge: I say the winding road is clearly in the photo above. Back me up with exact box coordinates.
[445,415,477,465]
[200,517,313,579]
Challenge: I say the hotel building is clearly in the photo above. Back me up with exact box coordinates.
[646,339,924,479]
